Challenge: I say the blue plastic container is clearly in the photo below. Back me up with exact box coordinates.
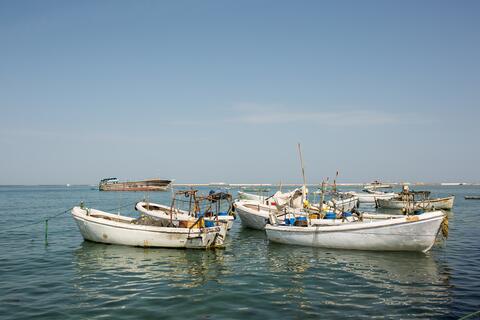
[325,212,337,219]
[204,220,215,228]
[296,216,307,221]
[284,217,296,225]
[218,211,228,216]
[342,212,352,217]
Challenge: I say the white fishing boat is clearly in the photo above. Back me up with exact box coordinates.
[136,190,235,230]
[136,201,235,230]
[234,200,274,230]
[265,211,447,252]
[325,193,358,212]
[234,198,355,231]
[376,194,455,210]
[234,188,307,230]
[344,190,397,204]
[363,180,393,190]
[71,206,227,249]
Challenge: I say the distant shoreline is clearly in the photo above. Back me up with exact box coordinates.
[1,183,478,187]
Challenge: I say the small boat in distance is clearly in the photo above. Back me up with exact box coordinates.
[376,188,455,210]
[342,190,397,204]
[99,178,172,191]
[363,180,393,190]
[465,196,480,200]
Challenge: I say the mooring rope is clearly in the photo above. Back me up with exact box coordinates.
[4,200,140,245]
[458,310,480,320]
[6,200,139,233]
[6,207,73,232]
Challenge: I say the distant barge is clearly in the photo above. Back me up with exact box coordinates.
[99,178,172,191]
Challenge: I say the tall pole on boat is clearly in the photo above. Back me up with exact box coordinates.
[297,143,307,204]
[320,179,326,212]
[333,170,338,193]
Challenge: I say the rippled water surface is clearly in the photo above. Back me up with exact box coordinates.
[1,185,479,319]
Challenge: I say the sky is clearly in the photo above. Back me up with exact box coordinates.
[0,0,479,185]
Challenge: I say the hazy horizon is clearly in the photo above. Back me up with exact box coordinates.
[1,1,479,185]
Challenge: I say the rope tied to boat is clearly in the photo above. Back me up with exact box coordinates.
[441,214,449,238]
[7,207,73,232]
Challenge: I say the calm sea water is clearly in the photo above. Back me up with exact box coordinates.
[1,185,479,319]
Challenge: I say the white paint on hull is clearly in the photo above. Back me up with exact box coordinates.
[344,191,397,204]
[71,207,226,249]
[376,196,455,210]
[265,211,445,252]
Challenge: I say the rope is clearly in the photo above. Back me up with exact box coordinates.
[441,215,449,238]
[459,310,480,320]
[6,207,73,232]
[5,200,138,233]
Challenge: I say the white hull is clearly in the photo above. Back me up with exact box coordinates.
[71,207,226,249]
[327,196,358,212]
[234,200,356,231]
[234,201,272,230]
[136,202,234,230]
[265,211,445,252]
[346,191,397,204]
[363,183,392,190]
[376,196,455,210]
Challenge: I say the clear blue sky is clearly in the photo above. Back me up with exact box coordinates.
[1,0,479,184]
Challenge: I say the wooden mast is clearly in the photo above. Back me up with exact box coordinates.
[297,143,307,205]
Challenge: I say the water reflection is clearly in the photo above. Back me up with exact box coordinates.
[73,242,227,291]
[265,244,452,316]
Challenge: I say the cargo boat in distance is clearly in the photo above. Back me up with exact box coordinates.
[99,178,172,191]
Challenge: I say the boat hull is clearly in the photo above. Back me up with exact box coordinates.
[345,191,397,204]
[376,196,455,210]
[71,207,226,249]
[328,196,358,212]
[235,202,270,230]
[99,179,172,191]
[136,202,234,230]
[265,211,445,252]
